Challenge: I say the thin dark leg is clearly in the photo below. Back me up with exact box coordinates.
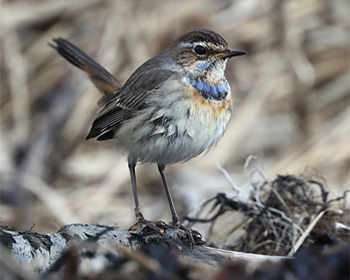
[129,162,164,234]
[128,162,142,218]
[158,164,180,224]
[158,164,203,248]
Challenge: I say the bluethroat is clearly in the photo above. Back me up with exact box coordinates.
[51,29,246,244]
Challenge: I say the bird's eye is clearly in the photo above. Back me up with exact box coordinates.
[194,45,206,55]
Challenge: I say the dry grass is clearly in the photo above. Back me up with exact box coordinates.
[185,172,349,254]
[1,0,349,240]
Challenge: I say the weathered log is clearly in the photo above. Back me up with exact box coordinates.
[1,223,288,277]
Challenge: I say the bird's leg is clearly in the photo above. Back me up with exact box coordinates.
[157,164,180,225]
[128,162,164,234]
[129,162,143,220]
[158,164,202,246]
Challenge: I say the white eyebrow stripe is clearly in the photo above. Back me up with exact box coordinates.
[179,42,222,51]
[178,41,207,48]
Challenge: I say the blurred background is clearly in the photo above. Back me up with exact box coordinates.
[1,0,349,237]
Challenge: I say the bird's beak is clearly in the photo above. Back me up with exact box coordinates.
[213,49,247,59]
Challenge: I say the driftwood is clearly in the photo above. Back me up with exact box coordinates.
[1,175,348,279]
[1,223,287,277]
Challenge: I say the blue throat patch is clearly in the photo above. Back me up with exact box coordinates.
[190,79,229,101]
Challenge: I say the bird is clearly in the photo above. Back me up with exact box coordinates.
[50,29,246,244]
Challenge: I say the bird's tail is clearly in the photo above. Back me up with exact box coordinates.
[49,38,121,97]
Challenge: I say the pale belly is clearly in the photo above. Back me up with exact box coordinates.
[115,85,232,165]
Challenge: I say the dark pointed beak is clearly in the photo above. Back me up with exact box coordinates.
[214,49,247,59]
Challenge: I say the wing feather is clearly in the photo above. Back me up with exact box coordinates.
[86,68,174,140]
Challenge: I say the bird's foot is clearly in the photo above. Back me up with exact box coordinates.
[129,213,166,235]
[172,221,204,248]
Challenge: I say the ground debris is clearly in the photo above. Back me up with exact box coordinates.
[186,174,349,256]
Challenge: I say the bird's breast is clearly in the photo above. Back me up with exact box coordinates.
[190,79,230,101]
[115,78,232,165]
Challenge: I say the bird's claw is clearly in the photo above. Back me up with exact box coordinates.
[129,214,166,235]
[173,221,204,248]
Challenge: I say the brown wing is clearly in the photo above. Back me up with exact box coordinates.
[50,38,121,95]
[86,69,174,141]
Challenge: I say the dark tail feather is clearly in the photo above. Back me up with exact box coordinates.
[49,38,121,95]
